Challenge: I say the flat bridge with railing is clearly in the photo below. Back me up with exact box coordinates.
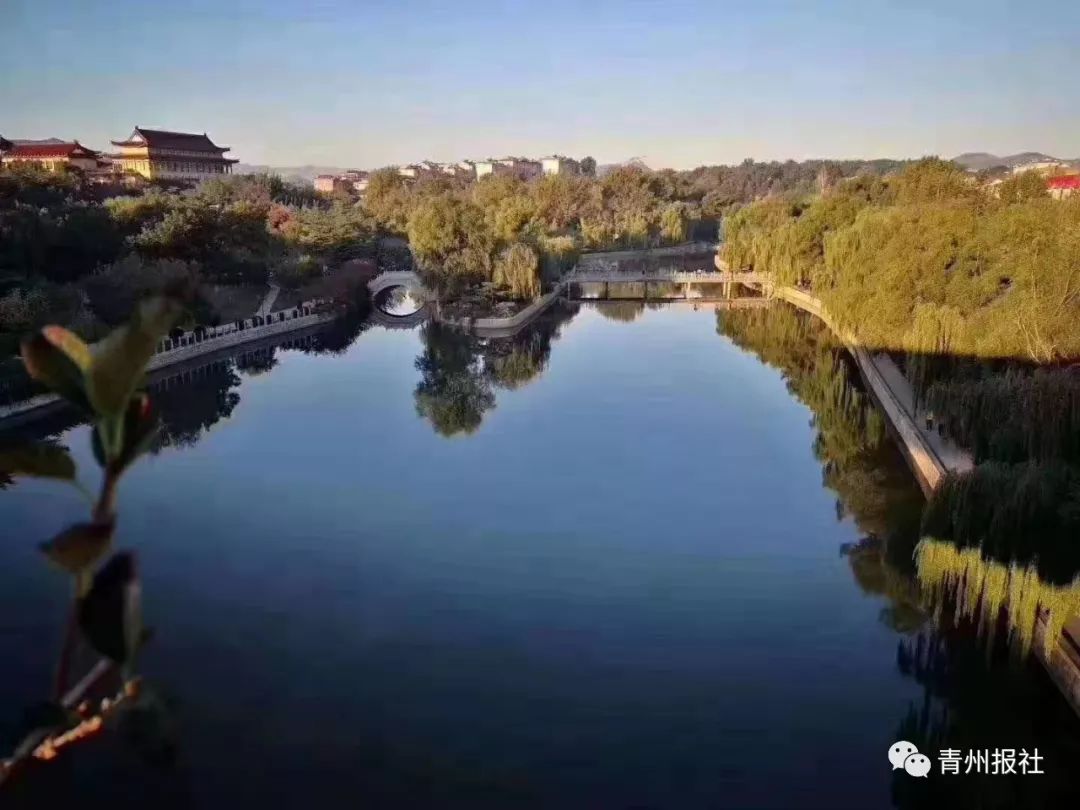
[563,269,766,286]
[563,270,770,305]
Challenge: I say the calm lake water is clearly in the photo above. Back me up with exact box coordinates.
[2,302,1079,809]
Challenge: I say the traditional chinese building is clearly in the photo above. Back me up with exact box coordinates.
[109,127,237,181]
[0,139,108,172]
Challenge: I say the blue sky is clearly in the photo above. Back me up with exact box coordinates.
[2,0,1078,168]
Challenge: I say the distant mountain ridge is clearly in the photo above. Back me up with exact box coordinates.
[952,151,1079,171]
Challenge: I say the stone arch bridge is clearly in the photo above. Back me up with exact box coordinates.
[367,271,432,328]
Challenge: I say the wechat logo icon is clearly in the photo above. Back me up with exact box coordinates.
[889,741,931,777]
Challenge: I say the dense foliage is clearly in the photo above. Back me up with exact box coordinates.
[922,462,1080,585]
[924,368,1080,466]
[723,159,1080,621]
[0,166,377,347]
[722,159,1080,362]
[363,158,906,295]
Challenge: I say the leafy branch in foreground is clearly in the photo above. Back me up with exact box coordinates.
[0,295,182,784]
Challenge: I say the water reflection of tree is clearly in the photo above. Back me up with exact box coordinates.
[234,348,278,377]
[301,313,369,356]
[720,304,1080,807]
[595,301,645,323]
[151,363,242,449]
[414,303,578,436]
[484,303,578,391]
[413,321,495,437]
[890,621,1080,809]
[718,305,926,616]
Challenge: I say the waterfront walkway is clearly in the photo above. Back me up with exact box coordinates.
[871,353,973,477]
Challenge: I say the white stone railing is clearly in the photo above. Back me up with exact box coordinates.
[150,301,322,359]
[0,300,332,422]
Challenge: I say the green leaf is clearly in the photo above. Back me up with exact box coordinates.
[111,394,160,476]
[40,520,114,575]
[97,411,125,464]
[78,552,141,665]
[0,442,77,482]
[20,327,92,411]
[88,296,182,416]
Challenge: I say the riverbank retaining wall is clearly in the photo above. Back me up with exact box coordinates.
[0,306,332,424]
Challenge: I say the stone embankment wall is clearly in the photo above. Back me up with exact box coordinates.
[148,308,331,371]
[0,303,331,423]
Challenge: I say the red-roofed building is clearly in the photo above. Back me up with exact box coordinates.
[0,140,107,172]
[109,127,238,181]
[1048,175,1080,199]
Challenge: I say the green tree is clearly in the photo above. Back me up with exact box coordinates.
[996,171,1048,204]
[659,203,688,244]
[362,168,413,233]
[407,194,494,292]
[493,242,541,301]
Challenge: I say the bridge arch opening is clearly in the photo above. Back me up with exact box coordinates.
[374,284,425,317]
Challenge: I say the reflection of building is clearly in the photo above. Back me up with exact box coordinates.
[541,155,581,176]
[1,139,109,173]
[110,127,237,181]
[1048,175,1080,199]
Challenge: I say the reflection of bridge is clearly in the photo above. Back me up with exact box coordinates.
[368,306,430,329]
[367,271,433,327]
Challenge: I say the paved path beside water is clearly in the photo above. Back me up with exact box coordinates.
[871,353,974,475]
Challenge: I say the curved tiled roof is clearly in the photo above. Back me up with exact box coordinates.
[3,141,99,159]
[111,127,230,153]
